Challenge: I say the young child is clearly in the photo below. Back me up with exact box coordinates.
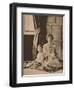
[30,44,44,69]
[25,44,44,70]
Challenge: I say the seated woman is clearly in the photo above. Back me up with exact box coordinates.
[43,34,62,72]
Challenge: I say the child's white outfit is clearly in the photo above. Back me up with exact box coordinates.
[35,52,44,63]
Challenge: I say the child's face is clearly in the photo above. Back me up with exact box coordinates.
[37,45,42,52]
[35,28,40,34]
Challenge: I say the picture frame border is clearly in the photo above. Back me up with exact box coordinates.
[10,3,72,87]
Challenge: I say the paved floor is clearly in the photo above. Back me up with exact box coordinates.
[23,68,63,75]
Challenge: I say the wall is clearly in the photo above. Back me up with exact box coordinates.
[23,15,35,33]
[0,0,74,90]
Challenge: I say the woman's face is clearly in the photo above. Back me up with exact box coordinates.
[48,37,52,46]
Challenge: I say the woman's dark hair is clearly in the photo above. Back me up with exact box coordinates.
[48,34,54,40]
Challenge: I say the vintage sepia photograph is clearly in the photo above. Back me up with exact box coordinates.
[22,14,63,75]
[10,3,72,87]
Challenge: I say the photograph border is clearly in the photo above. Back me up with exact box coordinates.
[10,3,72,87]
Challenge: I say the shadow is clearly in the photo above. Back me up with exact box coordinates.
[33,15,48,45]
